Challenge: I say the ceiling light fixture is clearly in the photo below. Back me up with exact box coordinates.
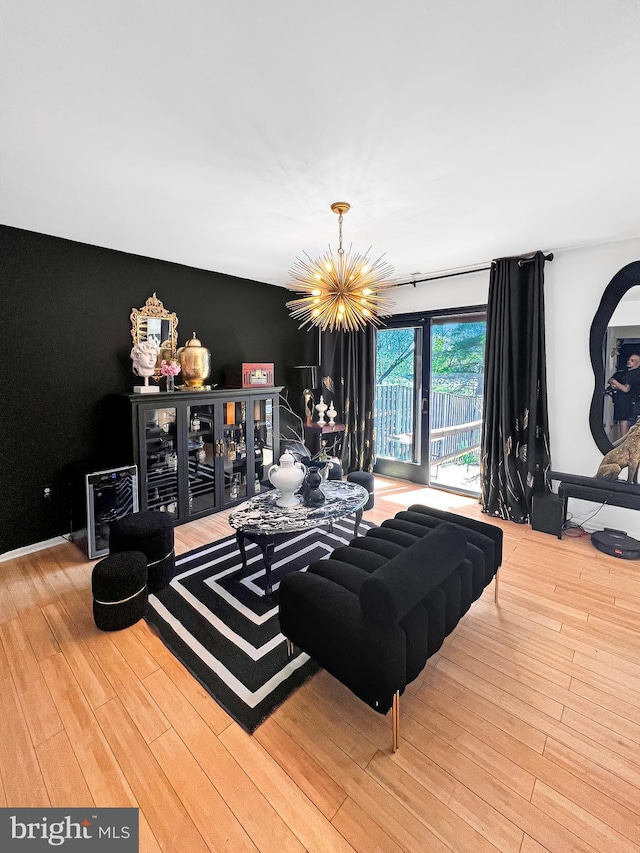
[286,202,395,333]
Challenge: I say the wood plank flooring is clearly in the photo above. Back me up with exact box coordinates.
[1,476,639,851]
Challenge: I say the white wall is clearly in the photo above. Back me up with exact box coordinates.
[391,237,640,536]
[546,238,640,534]
[390,268,490,314]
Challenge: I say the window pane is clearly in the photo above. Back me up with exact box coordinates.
[375,327,419,463]
[429,319,486,492]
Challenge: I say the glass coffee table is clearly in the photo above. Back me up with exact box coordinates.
[228,480,369,595]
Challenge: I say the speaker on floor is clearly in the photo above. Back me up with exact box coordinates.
[530,492,564,537]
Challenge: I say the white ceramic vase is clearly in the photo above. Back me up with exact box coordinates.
[268,451,305,507]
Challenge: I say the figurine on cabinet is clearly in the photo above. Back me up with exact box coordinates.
[131,340,160,394]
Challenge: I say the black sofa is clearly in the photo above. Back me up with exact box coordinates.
[279,505,503,750]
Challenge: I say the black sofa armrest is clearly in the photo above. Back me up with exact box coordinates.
[279,571,406,712]
[406,505,504,568]
[360,523,467,626]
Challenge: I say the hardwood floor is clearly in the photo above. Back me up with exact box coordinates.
[1,475,640,851]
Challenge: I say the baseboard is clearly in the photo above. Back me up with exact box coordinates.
[0,536,69,563]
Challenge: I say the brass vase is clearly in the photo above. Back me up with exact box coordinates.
[177,332,211,389]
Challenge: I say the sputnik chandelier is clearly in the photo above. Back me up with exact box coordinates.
[286,202,395,332]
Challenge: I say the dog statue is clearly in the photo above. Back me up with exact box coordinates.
[597,419,640,483]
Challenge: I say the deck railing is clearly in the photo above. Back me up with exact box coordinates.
[374,384,483,464]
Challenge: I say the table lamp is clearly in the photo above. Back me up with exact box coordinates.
[289,365,320,425]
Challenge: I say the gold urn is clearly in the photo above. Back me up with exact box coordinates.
[177,332,211,389]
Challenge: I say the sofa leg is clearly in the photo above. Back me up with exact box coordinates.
[285,638,294,656]
[494,568,500,603]
[392,691,400,752]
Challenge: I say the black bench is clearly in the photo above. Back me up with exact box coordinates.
[549,470,640,538]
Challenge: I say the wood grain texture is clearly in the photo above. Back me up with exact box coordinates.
[0,675,50,806]
[94,697,210,850]
[0,618,63,745]
[144,668,306,853]
[0,475,639,852]
[35,729,94,807]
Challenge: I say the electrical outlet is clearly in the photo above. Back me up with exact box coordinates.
[43,486,52,500]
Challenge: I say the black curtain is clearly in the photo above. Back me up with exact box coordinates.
[321,327,376,472]
[480,251,551,522]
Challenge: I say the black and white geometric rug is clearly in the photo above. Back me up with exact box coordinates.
[146,518,375,732]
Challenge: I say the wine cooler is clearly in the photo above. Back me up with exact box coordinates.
[74,464,139,559]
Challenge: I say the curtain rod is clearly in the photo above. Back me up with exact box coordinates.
[393,252,554,288]
[518,252,554,267]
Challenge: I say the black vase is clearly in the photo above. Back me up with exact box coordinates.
[301,464,326,507]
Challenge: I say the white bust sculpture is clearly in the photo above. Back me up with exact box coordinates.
[130,339,160,393]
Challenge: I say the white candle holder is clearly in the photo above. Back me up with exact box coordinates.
[327,400,337,426]
[315,394,328,425]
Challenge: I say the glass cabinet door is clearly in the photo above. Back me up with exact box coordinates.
[252,397,274,492]
[142,406,179,519]
[187,403,217,517]
[222,399,248,506]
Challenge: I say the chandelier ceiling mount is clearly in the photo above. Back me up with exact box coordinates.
[330,201,351,216]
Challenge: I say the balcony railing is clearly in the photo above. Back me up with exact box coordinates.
[374,384,483,466]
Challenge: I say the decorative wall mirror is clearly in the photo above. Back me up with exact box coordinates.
[130,293,179,382]
[589,261,640,454]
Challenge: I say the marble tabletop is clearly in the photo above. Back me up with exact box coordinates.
[228,480,369,535]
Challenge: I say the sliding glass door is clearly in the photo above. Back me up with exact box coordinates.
[374,325,422,468]
[429,315,485,492]
[374,309,486,496]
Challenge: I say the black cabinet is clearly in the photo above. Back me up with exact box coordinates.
[110,387,281,525]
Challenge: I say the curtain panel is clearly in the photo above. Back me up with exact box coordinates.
[480,251,551,522]
[321,327,376,472]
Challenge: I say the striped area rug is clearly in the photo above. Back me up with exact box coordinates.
[146,518,375,732]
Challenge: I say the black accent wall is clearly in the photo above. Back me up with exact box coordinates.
[1,225,315,555]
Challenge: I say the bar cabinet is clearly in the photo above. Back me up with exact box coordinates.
[110,387,282,525]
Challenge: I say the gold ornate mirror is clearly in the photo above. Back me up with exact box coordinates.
[130,293,179,382]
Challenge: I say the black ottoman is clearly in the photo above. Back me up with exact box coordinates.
[328,460,343,480]
[92,551,148,631]
[109,510,175,593]
[347,470,375,510]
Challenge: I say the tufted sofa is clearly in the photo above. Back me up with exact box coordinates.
[278,505,503,750]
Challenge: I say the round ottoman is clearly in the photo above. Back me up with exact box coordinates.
[327,460,343,480]
[109,510,175,593]
[347,470,375,510]
[92,551,148,631]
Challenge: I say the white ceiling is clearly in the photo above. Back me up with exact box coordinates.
[2,1,640,289]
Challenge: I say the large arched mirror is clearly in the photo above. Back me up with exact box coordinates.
[589,262,640,454]
[130,293,179,382]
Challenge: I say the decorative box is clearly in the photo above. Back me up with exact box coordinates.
[225,362,275,388]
